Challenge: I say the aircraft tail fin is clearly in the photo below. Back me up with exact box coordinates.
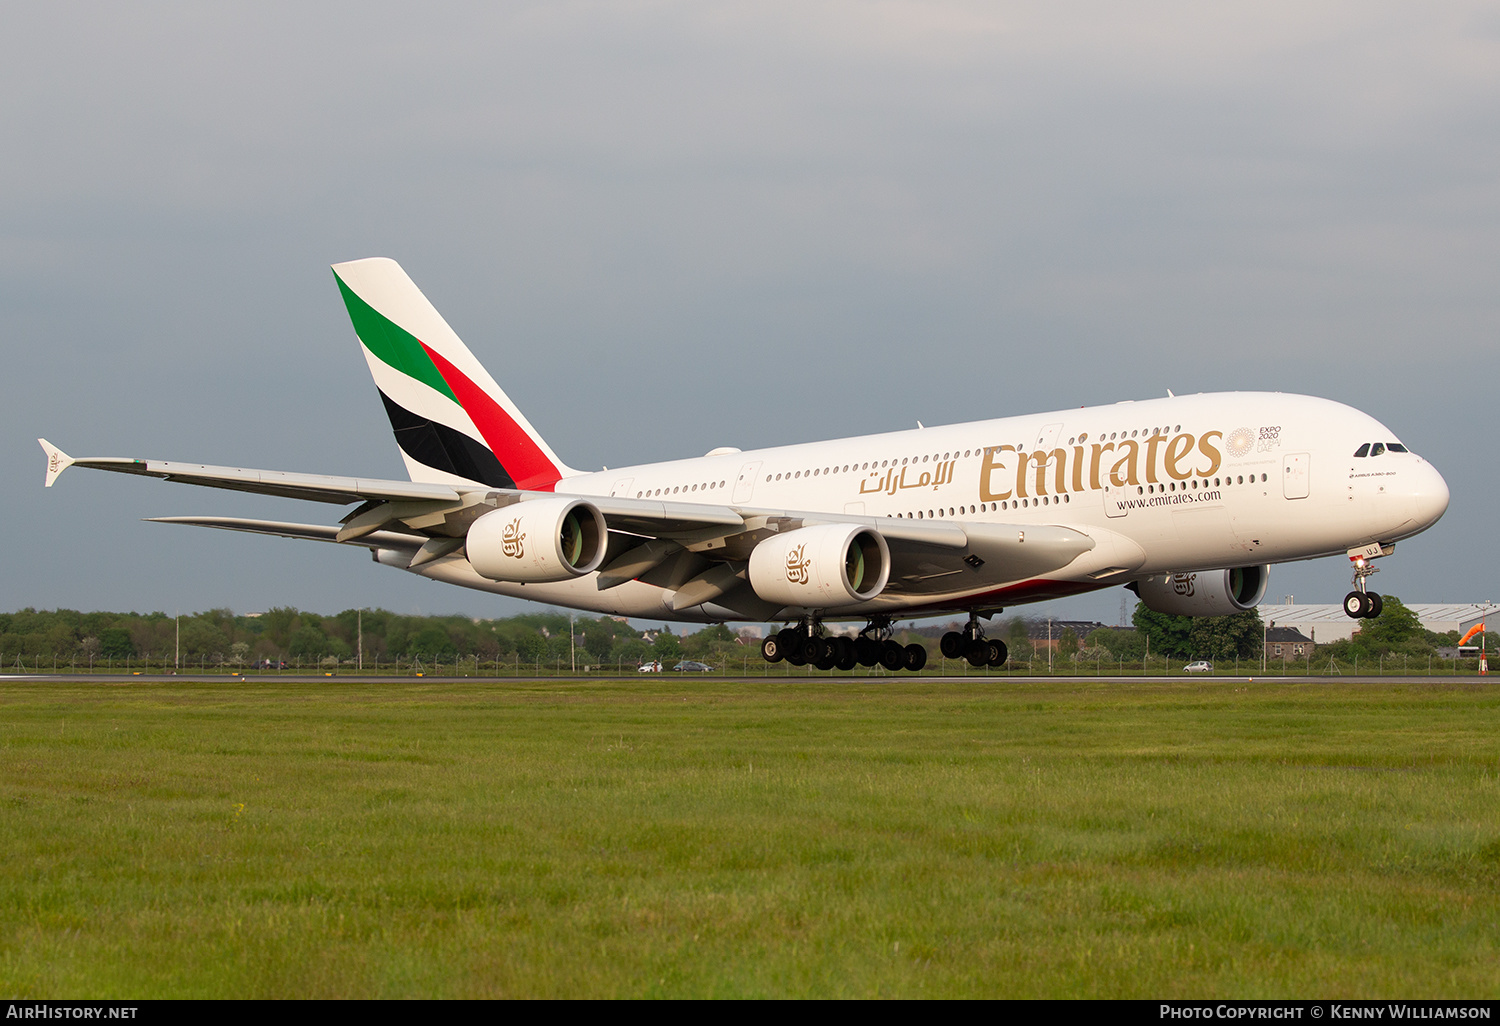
[331,257,574,491]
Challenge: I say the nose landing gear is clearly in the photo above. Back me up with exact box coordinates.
[1343,545,1389,619]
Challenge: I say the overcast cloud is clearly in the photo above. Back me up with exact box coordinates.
[4,2,1497,625]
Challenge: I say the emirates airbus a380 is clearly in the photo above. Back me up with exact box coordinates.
[39,258,1450,672]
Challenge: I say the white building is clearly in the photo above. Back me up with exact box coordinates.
[1257,602,1498,644]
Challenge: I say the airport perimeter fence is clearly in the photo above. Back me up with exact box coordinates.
[2,648,1493,678]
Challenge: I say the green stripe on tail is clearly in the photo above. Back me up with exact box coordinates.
[334,272,457,403]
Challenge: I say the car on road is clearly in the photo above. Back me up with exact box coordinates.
[1183,660,1213,673]
[673,660,714,672]
[637,660,662,672]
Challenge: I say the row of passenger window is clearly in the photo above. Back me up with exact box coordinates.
[1135,473,1267,494]
[888,495,1073,520]
[637,480,727,498]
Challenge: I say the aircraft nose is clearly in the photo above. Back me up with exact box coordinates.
[1410,460,1450,529]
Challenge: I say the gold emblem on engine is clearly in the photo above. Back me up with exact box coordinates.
[1171,572,1197,596]
[785,543,811,585]
[501,519,526,558]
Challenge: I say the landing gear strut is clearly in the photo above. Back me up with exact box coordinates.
[761,617,828,667]
[761,616,927,672]
[1342,550,1385,620]
[940,613,1008,668]
[849,616,925,672]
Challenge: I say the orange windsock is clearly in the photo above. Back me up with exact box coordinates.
[1459,623,1486,646]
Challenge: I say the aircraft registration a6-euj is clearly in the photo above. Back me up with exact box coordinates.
[39,258,1450,672]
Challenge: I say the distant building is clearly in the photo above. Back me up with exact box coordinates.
[1257,602,1498,644]
[1266,626,1314,659]
[1028,621,1116,650]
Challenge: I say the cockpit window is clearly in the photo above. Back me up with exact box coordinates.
[1353,443,1370,457]
[1370,443,1386,456]
[1388,442,1408,453]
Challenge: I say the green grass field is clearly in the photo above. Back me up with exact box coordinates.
[1,677,1496,998]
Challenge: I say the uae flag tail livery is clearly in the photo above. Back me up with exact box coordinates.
[332,257,575,492]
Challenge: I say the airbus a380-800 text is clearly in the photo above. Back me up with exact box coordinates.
[39,258,1450,671]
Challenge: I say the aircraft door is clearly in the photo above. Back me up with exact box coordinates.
[610,477,635,497]
[1104,484,1128,518]
[1282,453,1310,499]
[732,461,762,504]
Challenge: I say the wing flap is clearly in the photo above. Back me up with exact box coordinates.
[590,497,747,535]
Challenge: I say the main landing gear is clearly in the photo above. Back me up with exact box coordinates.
[760,616,927,672]
[940,614,1009,668]
[1343,548,1385,619]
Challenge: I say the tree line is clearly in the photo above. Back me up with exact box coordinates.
[0,607,720,671]
[0,597,1489,673]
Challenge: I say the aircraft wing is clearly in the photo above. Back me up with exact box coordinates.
[39,439,460,505]
[44,438,1095,604]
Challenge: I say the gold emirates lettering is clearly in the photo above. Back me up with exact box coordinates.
[978,431,1223,503]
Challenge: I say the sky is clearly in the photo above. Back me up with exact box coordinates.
[4,1,1497,628]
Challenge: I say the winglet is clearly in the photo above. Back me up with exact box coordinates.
[38,439,73,487]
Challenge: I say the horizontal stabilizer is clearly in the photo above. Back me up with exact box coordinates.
[146,517,426,552]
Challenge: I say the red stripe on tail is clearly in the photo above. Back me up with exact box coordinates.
[420,343,561,491]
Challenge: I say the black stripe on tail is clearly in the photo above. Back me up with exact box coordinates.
[378,391,514,489]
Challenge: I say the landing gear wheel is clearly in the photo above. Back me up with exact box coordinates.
[880,640,906,671]
[785,637,808,666]
[986,639,1008,667]
[855,636,881,666]
[903,644,927,672]
[815,647,838,671]
[834,637,858,671]
[965,640,990,668]
[1343,591,1367,618]
[940,632,965,659]
[761,636,786,663]
[1365,593,1383,619]
[803,637,830,665]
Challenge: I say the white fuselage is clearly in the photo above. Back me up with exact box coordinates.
[400,392,1449,622]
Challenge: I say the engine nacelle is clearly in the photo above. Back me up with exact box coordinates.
[467,497,608,583]
[1132,565,1269,617]
[748,523,890,608]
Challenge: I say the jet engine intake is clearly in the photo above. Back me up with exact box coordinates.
[1132,565,1269,617]
[468,497,608,583]
[748,523,890,608]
